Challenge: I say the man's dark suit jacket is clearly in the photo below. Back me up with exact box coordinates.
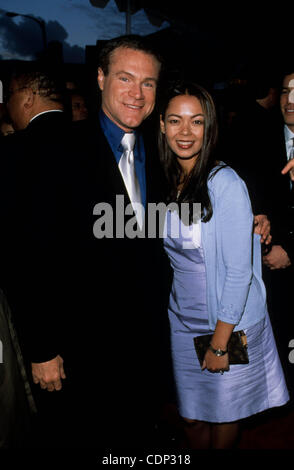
[62,117,172,429]
[0,111,73,363]
[223,101,293,258]
[222,101,281,215]
[263,123,294,397]
[268,125,294,262]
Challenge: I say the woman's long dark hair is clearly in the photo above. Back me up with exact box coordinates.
[158,81,221,223]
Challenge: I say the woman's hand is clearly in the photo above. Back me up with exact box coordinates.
[202,320,234,374]
[202,348,229,374]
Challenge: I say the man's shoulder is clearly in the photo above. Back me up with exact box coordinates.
[21,112,70,143]
[71,117,106,143]
[69,118,113,176]
[29,110,68,126]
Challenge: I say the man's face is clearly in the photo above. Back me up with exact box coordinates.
[6,79,30,130]
[97,47,160,132]
[71,94,88,121]
[280,73,294,131]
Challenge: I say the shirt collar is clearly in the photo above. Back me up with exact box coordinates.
[99,109,136,151]
[29,109,63,123]
[284,124,294,143]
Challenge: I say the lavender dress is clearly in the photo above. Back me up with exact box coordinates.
[163,210,289,422]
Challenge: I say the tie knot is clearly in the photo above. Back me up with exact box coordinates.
[121,133,135,152]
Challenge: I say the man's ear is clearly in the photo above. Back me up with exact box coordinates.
[160,115,165,134]
[23,88,36,110]
[97,67,105,91]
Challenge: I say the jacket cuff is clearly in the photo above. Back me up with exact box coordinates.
[217,305,243,326]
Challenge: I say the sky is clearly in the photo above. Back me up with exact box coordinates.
[0,0,170,63]
[0,1,290,87]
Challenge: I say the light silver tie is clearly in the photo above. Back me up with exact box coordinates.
[288,138,294,160]
[119,133,143,228]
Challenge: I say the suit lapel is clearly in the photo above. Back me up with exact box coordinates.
[86,120,131,204]
[89,119,165,231]
[143,127,158,205]
[279,125,288,166]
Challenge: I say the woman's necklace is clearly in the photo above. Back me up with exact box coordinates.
[176,173,189,201]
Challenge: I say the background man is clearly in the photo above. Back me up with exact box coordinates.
[69,89,89,121]
[263,70,294,270]
[261,70,294,400]
[220,68,294,401]
[1,68,73,446]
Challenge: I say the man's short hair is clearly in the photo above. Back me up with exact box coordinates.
[98,34,163,76]
[10,69,66,104]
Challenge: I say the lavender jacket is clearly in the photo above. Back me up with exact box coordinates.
[201,163,268,331]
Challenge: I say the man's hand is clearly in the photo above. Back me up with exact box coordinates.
[263,244,291,270]
[32,355,66,392]
[254,214,272,245]
[281,159,294,181]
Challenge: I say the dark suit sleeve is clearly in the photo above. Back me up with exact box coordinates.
[276,195,294,262]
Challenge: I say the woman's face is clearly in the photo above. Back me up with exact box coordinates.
[160,94,204,170]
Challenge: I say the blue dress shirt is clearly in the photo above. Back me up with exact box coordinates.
[99,110,146,208]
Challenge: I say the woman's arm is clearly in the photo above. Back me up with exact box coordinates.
[202,171,254,373]
[213,174,254,325]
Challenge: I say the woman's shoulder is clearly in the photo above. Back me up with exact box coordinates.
[208,162,244,189]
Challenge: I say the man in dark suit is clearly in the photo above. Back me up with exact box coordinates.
[260,70,294,399]
[3,69,69,384]
[263,70,294,269]
[62,35,172,448]
[0,68,79,447]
